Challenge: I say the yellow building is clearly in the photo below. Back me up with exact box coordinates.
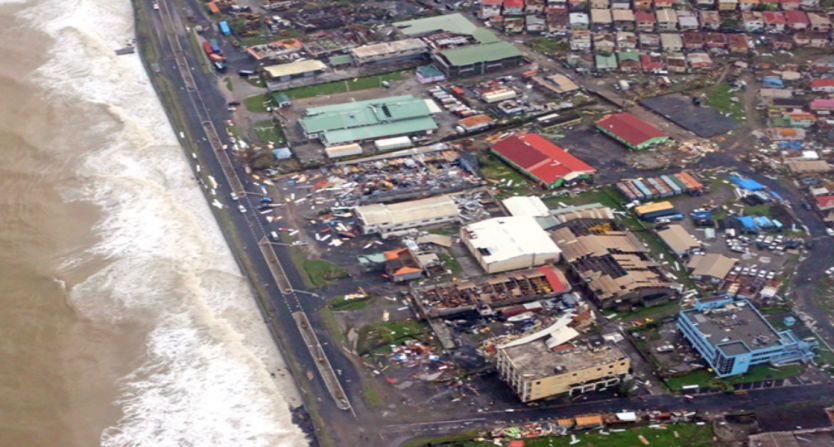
[496,338,630,402]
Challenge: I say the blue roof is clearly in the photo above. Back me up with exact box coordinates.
[273,148,292,159]
[729,175,765,192]
[754,216,774,228]
[737,216,757,231]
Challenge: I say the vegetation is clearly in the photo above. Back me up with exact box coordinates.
[439,253,463,276]
[417,423,716,447]
[329,296,370,311]
[275,70,406,100]
[223,77,234,92]
[479,153,535,196]
[529,37,569,57]
[357,320,429,355]
[704,83,746,122]
[254,120,286,145]
[244,93,273,113]
[742,204,772,217]
[665,364,803,392]
[611,301,680,322]
[543,186,627,210]
[303,259,348,288]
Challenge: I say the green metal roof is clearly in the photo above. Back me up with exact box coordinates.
[299,95,438,145]
[595,53,618,69]
[439,42,522,67]
[617,51,639,62]
[417,64,444,78]
[328,54,353,66]
[394,13,499,44]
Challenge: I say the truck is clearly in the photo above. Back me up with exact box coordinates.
[202,41,214,56]
[213,61,227,72]
[218,20,232,36]
[210,38,222,55]
[209,53,225,63]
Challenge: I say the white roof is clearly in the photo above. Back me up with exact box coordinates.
[350,38,427,59]
[263,59,326,78]
[357,195,459,227]
[463,216,561,265]
[502,196,551,217]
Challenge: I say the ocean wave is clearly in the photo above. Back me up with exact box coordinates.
[17,0,308,445]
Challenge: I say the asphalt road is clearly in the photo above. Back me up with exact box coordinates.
[141,2,834,445]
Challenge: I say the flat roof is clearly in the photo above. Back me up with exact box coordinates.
[463,216,561,265]
[350,38,427,59]
[682,299,782,356]
[492,133,595,185]
[502,196,550,217]
[357,195,459,227]
[438,41,522,67]
[263,59,326,78]
[502,340,626,380]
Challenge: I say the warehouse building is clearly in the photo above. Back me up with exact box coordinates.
[678,297,817,378]
[491,133,596,188]
[502,196,551,217]
[656,224,702,258]
[349,38,428,65]
[461,216,562,274]
[687,253,737,284]
[596,112,670,150]
[298,95,438,146]
[263,59,327,82]
[553,227,678,309]
[496,332,630,402]
[356,195,459,238]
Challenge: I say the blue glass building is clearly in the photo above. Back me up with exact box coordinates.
[678,297,817,378]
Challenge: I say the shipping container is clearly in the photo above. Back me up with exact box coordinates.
[632,179,653,199]
[661,175,683,195]
[625,181,646,201]
[648,177,671,198]
[617,182,636,201]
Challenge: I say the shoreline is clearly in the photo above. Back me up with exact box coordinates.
[128,1,320,445]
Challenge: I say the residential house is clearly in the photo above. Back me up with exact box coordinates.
[695,0,715,7]
[800,0,819,9]
[678,11,699,31]
[666,53,687,73]
[503,16,525,32]
[640,32,661,49]
[808,13,831,33]
[612,0,631,8]
[618,50,641,71]
[593,32,617,53]
[571,29,593,51]
[654,0,674,7]
[547,9,570,32]
[591,8,614,29]
[616,30,638,49]
[635,11,656,32]
[568,0,589,9]
[687,52,713,70]
[772,34,794,50]
[760,0,779,8]
[781,0,801,10]
[590,0,610,7]
[641,52,665,72]
[612,9,636,29]
[683,32,706,50]
[661,33,684,52]
[480,0,503,18]
[743,11,764,32]
[813,56,834,73]
[728,33,750,53]
[634,0,652,8]
[548,0,569,7]
[570,12,590,29]
[808,33,829,48]
[764,11,786,33]
[595,52,619,70]
[785,10,809,31]
[810,99,834,115]
[699,10,721,30]
[719,0,738,10]
[503,0,525,15]
[656,8,678,31]
[739,0,759,9]
[811,79,834,93]
[782,111,816,127]
[526,0,546,13]
[706,32,728,49]
[526,14,547,32]
[793,32,811,46]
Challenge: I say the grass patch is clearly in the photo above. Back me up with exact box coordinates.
[357,320,429,355]
[704,82,746,122]
[223,77,234,92]
[479,153,535,196]
[428,225,460,236]
[303,259,348,288]
[528,37,569,56]
[439,253,463,276]
[274,70,406,100]
[362,381,384,409]
[742,204,771,217]
[612,301,680,322]
[544,185,626,210]
[254,120,286,145]
[318,306,347,346]
[244,93,273,113]
[422,423,716,447]
[329,296,370,311]
[665,364,803,392]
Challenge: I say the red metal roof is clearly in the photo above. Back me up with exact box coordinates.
[811,79,834,89]
[482,0,503,4]
[635,11,656,22]
[641,54,664,71]
[504,0,524,8]
[816,195,834,210]
[764,11,785,25]
[595,112,668,147]
[491,133,595,185]
[538,266,571,294]
[810,99,834,110]
[784,10,809,25]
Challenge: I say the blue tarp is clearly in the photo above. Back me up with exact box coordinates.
[754,216,774,229]
[691,211,713,220]
[729,175,765,192]
[778,141,803,151]
[737,216,758,232]
[763,77,784,88]
[273,148,292,159]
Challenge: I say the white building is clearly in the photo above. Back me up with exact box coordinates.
[357,195,460,237]
[461,217,561,273]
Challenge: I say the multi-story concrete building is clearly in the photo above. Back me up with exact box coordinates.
[678,297,817,378]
